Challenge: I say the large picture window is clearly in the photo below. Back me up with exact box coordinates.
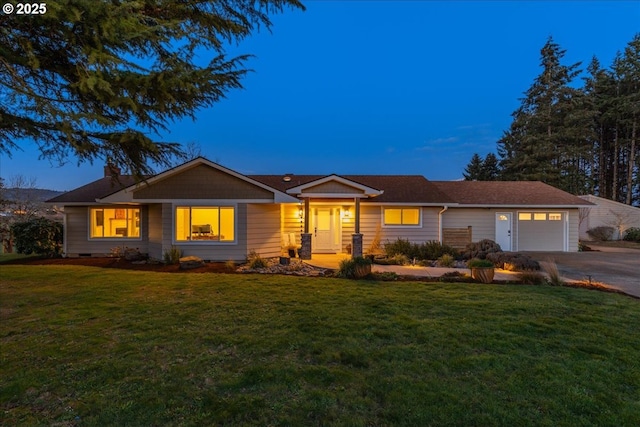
[383,208,420,226]
[90,208,140,238]
[175,206,235,242]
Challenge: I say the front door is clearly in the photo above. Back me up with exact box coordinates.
[495,213,512,251]
[312,207,340,253]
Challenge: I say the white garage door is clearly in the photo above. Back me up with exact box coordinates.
[517,212,566,251]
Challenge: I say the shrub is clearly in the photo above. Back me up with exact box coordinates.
[384,238,414,258]
[389,254,410,265]
[586,226,615,241]
[467,258,494,268]
[418,240,458,260]
[578,241,592,252]
[247,250,267,269]
[623,227,640,242]
[10,217,63,257]
[163,246,182,264]
[225,260,237,272]
[486,252,540,271]
[461,239,502,260]
[518,271,546,285]
[384,238,458,260]
[437,254,455,267]
[336,256,372,279]
[542,259,564,286]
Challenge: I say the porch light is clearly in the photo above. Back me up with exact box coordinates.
[298,207,304,218]
[344,208,351,218]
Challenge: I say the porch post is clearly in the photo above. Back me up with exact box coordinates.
[352,197,363,258]
[354,197,360,234]
[299,197,312,260]
[304,197,310,233]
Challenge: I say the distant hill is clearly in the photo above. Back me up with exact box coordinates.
[3,188,65,203]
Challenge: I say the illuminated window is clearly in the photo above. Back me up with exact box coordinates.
[90,208,140,238]
[534,213,547,221]
[518,213,532,221]
[498,214,509,221]
[549,213,562,221]
[175,206,235,242]
[383,208,420,225]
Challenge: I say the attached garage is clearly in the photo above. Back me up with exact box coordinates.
[517,211,567,251]
[432,181,593,252]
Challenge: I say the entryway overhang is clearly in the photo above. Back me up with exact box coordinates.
[285,174,384,198]
[288,175,383,259]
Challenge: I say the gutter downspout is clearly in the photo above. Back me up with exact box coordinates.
[438,206,448,243]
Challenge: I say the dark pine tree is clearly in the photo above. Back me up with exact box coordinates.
[0,0,305,179]
[498,37,583,190]
[463,153,484,180]
[479,153,500,181]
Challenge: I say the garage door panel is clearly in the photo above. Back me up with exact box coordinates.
[518,212,565,251]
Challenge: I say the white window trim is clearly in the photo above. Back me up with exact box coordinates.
[380,206,422,228]
[87,206,143,241]
[172,204,238,245]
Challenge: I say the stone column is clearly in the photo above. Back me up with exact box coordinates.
[351,233,363,258]
[299,233,312,260]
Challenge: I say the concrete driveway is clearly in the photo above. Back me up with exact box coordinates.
[524,245,640,298]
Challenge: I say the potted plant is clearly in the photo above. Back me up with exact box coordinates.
[286,244,297,258]
[353,256,373,278]
[468,258,495,283]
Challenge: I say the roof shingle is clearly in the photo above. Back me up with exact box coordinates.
[431,181,591,206]
[249,175,454,204]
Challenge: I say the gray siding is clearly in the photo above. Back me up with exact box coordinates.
[441,208,495,242]
[368,206,440,248]
[246,204,282,258]
[64,206,149,257]
[148,204,163,259]
[133,164,273,200]
[579,195,640,240]
[302,181,365,194]
[442,208,580,252]
[282,204,304,248]
[568,210,579,252]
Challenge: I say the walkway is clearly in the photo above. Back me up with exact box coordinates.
[305,254,520,281]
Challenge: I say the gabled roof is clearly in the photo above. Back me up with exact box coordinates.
[46,176,138,204]
[249,175,453,204]
[432,181,594,207]
[98,157,298,203]
[281,174,384,198]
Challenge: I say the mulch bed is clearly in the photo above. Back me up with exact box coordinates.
[1,256,232,273]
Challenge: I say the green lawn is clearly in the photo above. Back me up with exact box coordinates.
[1,266,639,426]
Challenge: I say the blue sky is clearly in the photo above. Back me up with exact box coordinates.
[1,1,639,191]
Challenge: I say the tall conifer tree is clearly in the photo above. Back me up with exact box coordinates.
[498,37,583,189]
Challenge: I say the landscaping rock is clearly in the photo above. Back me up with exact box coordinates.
[236,257,329,276]
[179,256,205,270]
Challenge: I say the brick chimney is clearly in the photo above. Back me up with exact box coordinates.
[104,164,121,177]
